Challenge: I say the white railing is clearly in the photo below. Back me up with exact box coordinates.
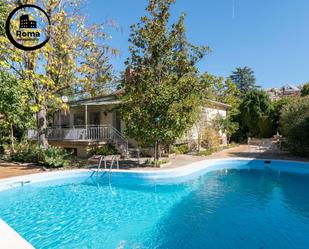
[28,125,129,157]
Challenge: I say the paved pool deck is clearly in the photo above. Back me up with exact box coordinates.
[1,145,308,179]
[0,162,44,179]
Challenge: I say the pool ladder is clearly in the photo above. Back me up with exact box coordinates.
[91,155,119,195]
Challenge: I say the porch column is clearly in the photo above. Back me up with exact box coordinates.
[85,104,88,129]
[58,111,61,127]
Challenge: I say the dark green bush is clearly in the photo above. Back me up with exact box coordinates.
[258,116,275,138]
[87,144,118,156]
[235,89,274,140]
[280,97,309,156]
[11,142,71,168]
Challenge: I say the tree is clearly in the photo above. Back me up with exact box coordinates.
[271,97,289,133]
[0,70,32,154]
[121,0,208,165]
[0,0,117,147]
[215,116,239,144]
[301,82,309,97]
[236,89,273,139]
[0,0,6,36]
[202,74,240,142]
[230,66,257,95]
[280,97,309,156]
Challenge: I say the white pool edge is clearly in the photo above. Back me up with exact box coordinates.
[1,157,309,191]
[1,157,309,249]
[0,158,248,189]
[0,219,34,249]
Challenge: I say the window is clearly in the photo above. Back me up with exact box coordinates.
[73,114,85,126]
[90,112,100,125]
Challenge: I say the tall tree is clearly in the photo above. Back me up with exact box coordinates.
[230,66,257,95]
[0,0,117,147]
[0,70,31,154]
[237,89,273,139]
[0,0,5,36]
[121,0,208,164]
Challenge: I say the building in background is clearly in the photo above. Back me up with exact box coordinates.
[266,84,301,100]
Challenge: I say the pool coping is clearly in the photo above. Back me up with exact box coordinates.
[1,157,309,192]
[0,219,34,249]
[1,157,309,249]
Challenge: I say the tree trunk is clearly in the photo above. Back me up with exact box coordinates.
[153,142,157,167]
[0,130,4,154]
[9,123,15,154]
[157,143,161,161]
[37,105,49,148]
[154,141,160,167]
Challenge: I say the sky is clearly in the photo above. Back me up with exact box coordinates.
[84,0,309,88]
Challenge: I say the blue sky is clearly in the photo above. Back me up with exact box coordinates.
[85,0,309,88]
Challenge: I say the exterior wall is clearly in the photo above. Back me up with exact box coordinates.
[49,140,108,158]
[202,106,227,122]
[51,101,229,156]
[184,105,228,146]
[55,104,117,127]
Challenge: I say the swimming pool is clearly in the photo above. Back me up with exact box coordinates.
[0,159,309,249]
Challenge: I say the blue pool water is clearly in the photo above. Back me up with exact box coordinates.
[0,163,309,249]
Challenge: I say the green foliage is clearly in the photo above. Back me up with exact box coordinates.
[215,116,239,143]
[0,71,32,129]
[11,142,71,168]
[280,97,309,156]
[235,89,273,139]
[172,144,189,154]
[121,0,209,152]
[0,0,6,36]
[196,147,219,156]
[301,82,309,97]
[203,74,240,142]
[230,66,257,95]
[87,144,118,156]
[271,97,289,133]
[204,75,240,112]
[144,158,169,166]
[0,0,117,147]
[257,116,275,138]
[201,125,221,149]
[0,70,33,152]
[195,142,238,156]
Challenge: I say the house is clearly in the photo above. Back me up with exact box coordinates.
[181,100,230,147]
[282,84,300,97]
[28,90,230,157]
[266,84,301,101]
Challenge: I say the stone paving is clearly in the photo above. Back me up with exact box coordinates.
[0,162,44,179]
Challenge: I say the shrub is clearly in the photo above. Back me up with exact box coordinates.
[196,147,218,156]
[172,144,189,154]
[201,125,221,149]
[11,142,71,168]
[144,158,169,166]
[280,97,309,156]
[258,116,275,138]
[87,144,118,156]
